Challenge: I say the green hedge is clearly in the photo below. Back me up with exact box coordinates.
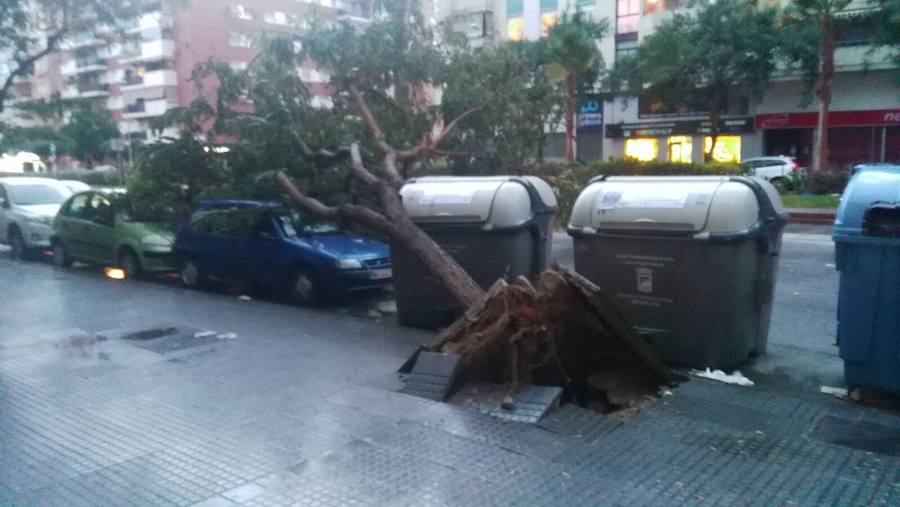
[0,169,125,187]
[531,159,742,226]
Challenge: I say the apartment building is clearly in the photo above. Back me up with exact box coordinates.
[31,0,369,145]
[437,0,899,166]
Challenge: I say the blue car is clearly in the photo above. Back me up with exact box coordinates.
[174,200,392,304]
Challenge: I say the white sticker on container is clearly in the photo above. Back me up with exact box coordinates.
[418,189,476,205]
[598,191,623,210]
[615,188,691,209]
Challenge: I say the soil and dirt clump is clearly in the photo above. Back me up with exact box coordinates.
[417,266,684,417]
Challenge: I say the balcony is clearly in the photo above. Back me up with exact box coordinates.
[79,82,109,97]
[119,40,175,63]
[62,31,105,49]
[60,56,107,75]
[122,98,178,119]
[120,69,177,90]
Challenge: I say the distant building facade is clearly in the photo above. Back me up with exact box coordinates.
[436,0,899,166]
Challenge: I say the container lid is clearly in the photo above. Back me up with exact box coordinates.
[569,176,779,236]
[834,165,900,241]
[400,176,557,228]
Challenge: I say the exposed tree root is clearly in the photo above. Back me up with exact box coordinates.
[422,266,684,413]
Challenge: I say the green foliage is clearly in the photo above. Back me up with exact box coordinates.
[58,102,119,165]
[533,159,742,225]
[546,13,608,88]
[806,169,848,194]
[0,98,118,164]
[780,170,807,193]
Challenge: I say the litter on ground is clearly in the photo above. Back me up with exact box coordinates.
[194,330,217,338]
[689,368,755,386]
[238,295,252,301]
[216,332,238,340]
[820,385,848,399]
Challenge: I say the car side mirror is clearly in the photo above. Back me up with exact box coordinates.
[0,197,7,208]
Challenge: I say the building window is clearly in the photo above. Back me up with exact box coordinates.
[617,0,640,34]
[625,138,658,161]
[264,11,288,25]
[507,0,523,17]
[540,0,558,11]
[228,32,253,48]
[668,136,692,163]
[507,18,525,40]
[615,37,638,61]
[577,0,595,7]
[540,14,558,37]
[229,61,248,71]
[644,0,661,13]
[229,5,254,20]
[704,136,741,163]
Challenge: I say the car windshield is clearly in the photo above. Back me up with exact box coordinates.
[275,211,339,237]
[7,184,70,205]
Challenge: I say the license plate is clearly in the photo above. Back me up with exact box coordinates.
[369,268,392,280]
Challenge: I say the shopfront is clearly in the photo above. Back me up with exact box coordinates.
[755,109,900,169]
[605,117,754,163]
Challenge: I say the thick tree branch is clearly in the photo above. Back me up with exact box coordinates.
[276,171,394,233]
[287,126,351,165]
[347,82,393,153]
[349,143,379,186]
[395,106,484,161]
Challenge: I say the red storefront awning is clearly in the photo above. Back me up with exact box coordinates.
[756,109,900,129]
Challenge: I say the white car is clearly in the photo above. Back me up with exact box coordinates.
[59,180,91,193]
[741,156,802,183]
[0,177,74,259]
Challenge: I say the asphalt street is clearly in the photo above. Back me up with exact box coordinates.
[1,226,898,506]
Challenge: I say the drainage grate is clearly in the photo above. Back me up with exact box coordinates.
[99,326,224,354]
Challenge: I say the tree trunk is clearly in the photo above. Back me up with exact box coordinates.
[814,12,834,173]
[375,182,486,309]
[705,107,721,163]
[564,70,577,162]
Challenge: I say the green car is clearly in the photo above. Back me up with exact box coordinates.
[51,189,177,277]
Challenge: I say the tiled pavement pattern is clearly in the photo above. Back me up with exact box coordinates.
[2,253,899,505]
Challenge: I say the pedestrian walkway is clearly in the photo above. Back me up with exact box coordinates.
[1,257,898,506]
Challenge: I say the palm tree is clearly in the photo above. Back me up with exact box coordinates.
[793,0,853,172]
[546,14,607,162]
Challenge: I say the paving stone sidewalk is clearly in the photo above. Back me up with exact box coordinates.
[1,257,898,506]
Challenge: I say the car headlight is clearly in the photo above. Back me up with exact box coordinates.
[26,215,52,226]
[335,258,363,269]
[142,234,172,248]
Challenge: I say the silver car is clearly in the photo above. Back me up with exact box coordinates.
[0,177,73,259]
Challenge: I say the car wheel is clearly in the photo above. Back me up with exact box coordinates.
[52,241,72,268]
[8,227,27,260]
[288,267,320,306]
[180,258,206,288]
[119,249,142,279]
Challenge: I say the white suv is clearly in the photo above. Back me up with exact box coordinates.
[0,177,73,259]
[741,156,803,183]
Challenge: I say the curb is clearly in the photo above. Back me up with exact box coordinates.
[788,209,836,225]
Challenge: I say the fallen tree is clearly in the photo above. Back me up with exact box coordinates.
[419,267,683,411]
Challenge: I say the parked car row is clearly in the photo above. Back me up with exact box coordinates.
[0,177,393,304]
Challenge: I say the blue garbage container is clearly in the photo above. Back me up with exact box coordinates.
[833,164,900,395]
